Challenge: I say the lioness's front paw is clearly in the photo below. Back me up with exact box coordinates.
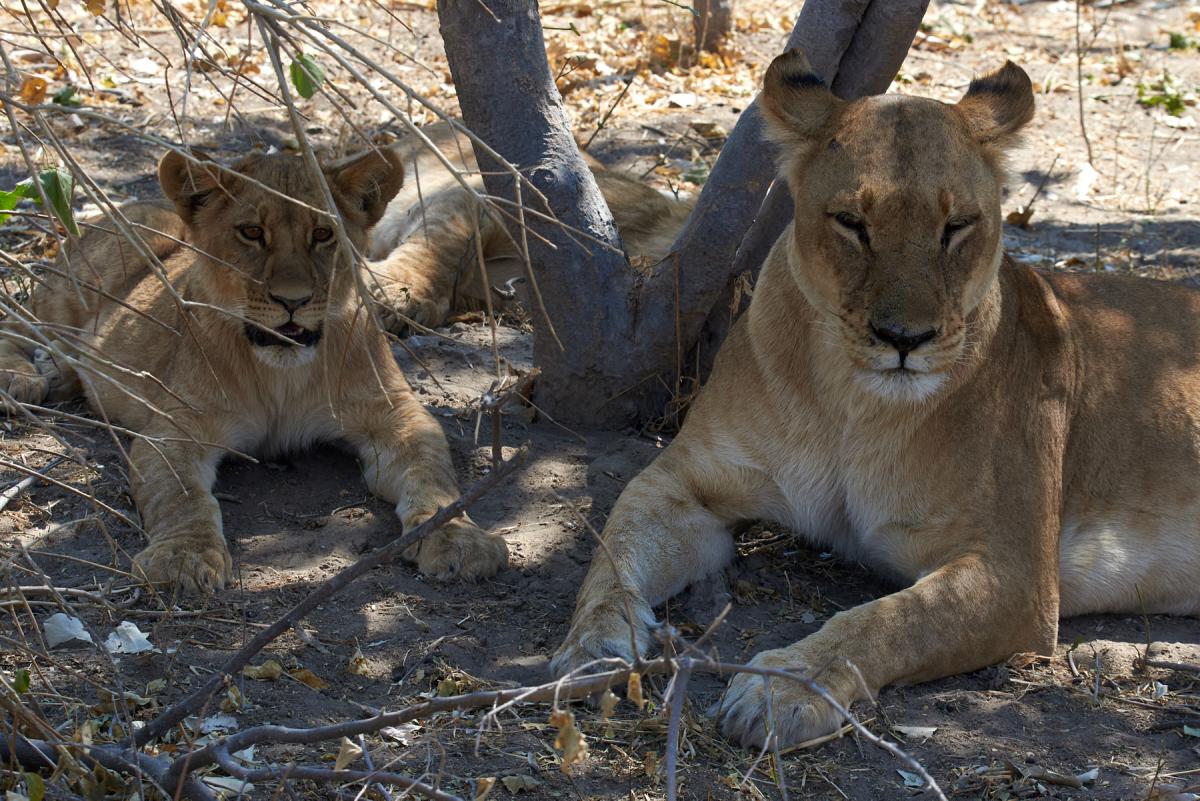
[133,535,233,594]
[404,519,507,581]
[718,648,854,748]
[549,598,655,678]
[372,286,448,334]
[0,367,49,410]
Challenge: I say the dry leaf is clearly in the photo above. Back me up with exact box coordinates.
[627,672,644,710]
[219,685,242,713]
[18,76,47,105]
[1006,205,1035,229]
[346,646,369,676]
[474,777,496,800]
[499,775,539,794]
[436,677,460,696]
[643,751,659,778]
[549,708,589,773]
[242,660,283,681]
[288,667,330,690]
[598,688,618,719]
[84,0,106,15]
[333,737,362,771]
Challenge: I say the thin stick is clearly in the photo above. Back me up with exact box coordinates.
[0,455,66,512]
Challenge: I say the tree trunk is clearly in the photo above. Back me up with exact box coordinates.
[694,0,734,53]
[437,0,929,426]
[439,0,643,424]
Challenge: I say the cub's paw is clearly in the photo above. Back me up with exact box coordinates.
[549,598,655,678]
[133,535,233,595]
[404,519,507,581]
[717,648,853,748]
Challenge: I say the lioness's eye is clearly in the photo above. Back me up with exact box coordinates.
[312,227,333,243]
[941,218,976,250]
[237,224,264,242]
[831,211,869,246]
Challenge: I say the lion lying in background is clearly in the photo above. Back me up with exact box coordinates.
[365,122,695,331]
[0,147,508,592]
[552,50,1200,747]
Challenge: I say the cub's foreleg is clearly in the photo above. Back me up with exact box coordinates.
[127,425,233,594]
[341,357,507,581]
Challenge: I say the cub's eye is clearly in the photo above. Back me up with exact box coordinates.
[312,227,333,243]
[941,217,976,250]
[237,224,265,242]
[831,211,869,245]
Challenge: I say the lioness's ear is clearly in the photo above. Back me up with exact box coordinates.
[955,61,1035,147]
[328,149,404,227]
[760,48,842,158]
[158,150,226,225]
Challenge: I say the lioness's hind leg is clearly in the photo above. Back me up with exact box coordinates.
[367,189,506,333]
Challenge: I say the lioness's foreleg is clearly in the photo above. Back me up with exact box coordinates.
[551,447,776,675]
[341,368,507,581]
[718,552,1058,747]
[127,427,233,594]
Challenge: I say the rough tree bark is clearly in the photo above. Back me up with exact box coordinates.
[694,0,734,53]
[437,0,929,426]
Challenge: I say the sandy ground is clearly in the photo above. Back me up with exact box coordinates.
[2,0,1200,799]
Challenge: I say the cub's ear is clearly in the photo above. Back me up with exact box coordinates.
[158,149,228,225]
[760,48,842,156]
[328,148,405,227]
[955,61,1035,147]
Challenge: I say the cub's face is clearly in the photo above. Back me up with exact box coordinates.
[158,148,403,368]
[761,51,1034,401]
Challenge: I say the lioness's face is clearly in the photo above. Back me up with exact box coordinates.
[158,148,403,368]
[761,51,1034,401]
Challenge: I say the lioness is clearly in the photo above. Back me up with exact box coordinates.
[551,50,1200,747]
[0,147,508,592]
[364,122,695,331]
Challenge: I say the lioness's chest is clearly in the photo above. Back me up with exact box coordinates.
[772,420,947,582]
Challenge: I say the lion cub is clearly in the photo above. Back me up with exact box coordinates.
[0,148,506,592]
[552,51,1200,747]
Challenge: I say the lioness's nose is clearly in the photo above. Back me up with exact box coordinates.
[870,323,937,356]
[270,292,311,313]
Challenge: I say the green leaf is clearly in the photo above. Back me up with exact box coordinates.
[289,54,325,99]
[13,668,30,694]
[0,169,77,232]
[0,178,38,225]
[37,167,79,236]
[51,85,82,107]
[1168,31,1191,51]
[1185,724,1200,737]
[24,771,45,801]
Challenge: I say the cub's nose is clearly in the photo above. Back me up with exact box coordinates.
[269,292,312,313]
[870,323,937,356]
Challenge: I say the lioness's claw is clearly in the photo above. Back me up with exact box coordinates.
[133,536,233,595]
[404,520,507,581]
[549,598,655,678]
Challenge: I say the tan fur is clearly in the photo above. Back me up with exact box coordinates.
[365,122,694,331]
[551,51,1200,748]
[0,149,507,593]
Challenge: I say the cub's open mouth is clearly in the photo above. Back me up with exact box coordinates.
[245,322,322,348]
